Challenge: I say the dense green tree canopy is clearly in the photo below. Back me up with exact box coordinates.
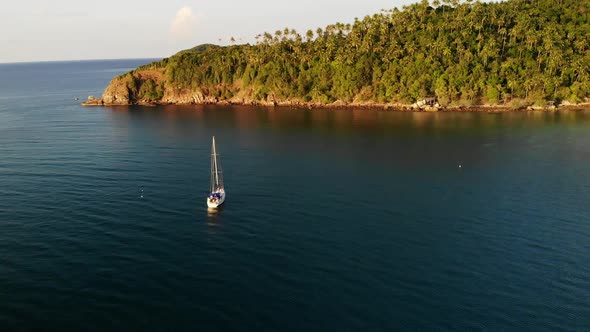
[131,0,590,106]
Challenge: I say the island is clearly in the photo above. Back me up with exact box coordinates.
[84,0,590,112]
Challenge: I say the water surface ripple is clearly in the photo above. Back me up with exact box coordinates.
[1,60,590,331]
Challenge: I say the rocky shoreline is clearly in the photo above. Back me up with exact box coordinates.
[82,96,590,112]
[81,69,590,112]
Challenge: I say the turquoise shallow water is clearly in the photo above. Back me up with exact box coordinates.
[1,60,590,331]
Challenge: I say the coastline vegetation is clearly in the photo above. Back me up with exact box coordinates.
[123,0,590,107]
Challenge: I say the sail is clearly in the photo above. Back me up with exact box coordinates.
[210,136,224,192]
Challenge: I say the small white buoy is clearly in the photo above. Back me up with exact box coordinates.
[459,164,462,168]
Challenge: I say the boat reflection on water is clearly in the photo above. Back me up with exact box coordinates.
[207,205,224,214]
[206,205,224,224]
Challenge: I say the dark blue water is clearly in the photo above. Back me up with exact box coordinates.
[1,60,590,331]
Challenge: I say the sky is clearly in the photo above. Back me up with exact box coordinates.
[0,0,418,63]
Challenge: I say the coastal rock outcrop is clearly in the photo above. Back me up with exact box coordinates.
[102,76,131,105]
[82,69,590,112]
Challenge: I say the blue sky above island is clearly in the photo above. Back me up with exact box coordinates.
[0,0,418,63]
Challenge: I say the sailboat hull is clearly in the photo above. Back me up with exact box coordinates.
[206,192,226,208]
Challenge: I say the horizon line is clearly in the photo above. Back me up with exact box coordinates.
[0,56,164,65]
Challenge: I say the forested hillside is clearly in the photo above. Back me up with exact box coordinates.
[102,0,590,107]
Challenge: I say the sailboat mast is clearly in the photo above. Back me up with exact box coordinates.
[213,136,219,188]
[210,137,214,192]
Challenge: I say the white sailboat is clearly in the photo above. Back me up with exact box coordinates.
[206,136,226,208]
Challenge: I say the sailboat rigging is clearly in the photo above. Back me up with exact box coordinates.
[207,136,226,208]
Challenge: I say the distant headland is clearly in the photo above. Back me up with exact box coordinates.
[84,0,590,112]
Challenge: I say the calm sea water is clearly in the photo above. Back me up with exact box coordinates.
[1,59,590,331]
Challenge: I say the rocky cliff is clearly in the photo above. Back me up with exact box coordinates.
[83,67,303,108]
[81,68,578,112]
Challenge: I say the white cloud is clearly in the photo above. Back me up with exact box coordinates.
[169,6,200,40]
